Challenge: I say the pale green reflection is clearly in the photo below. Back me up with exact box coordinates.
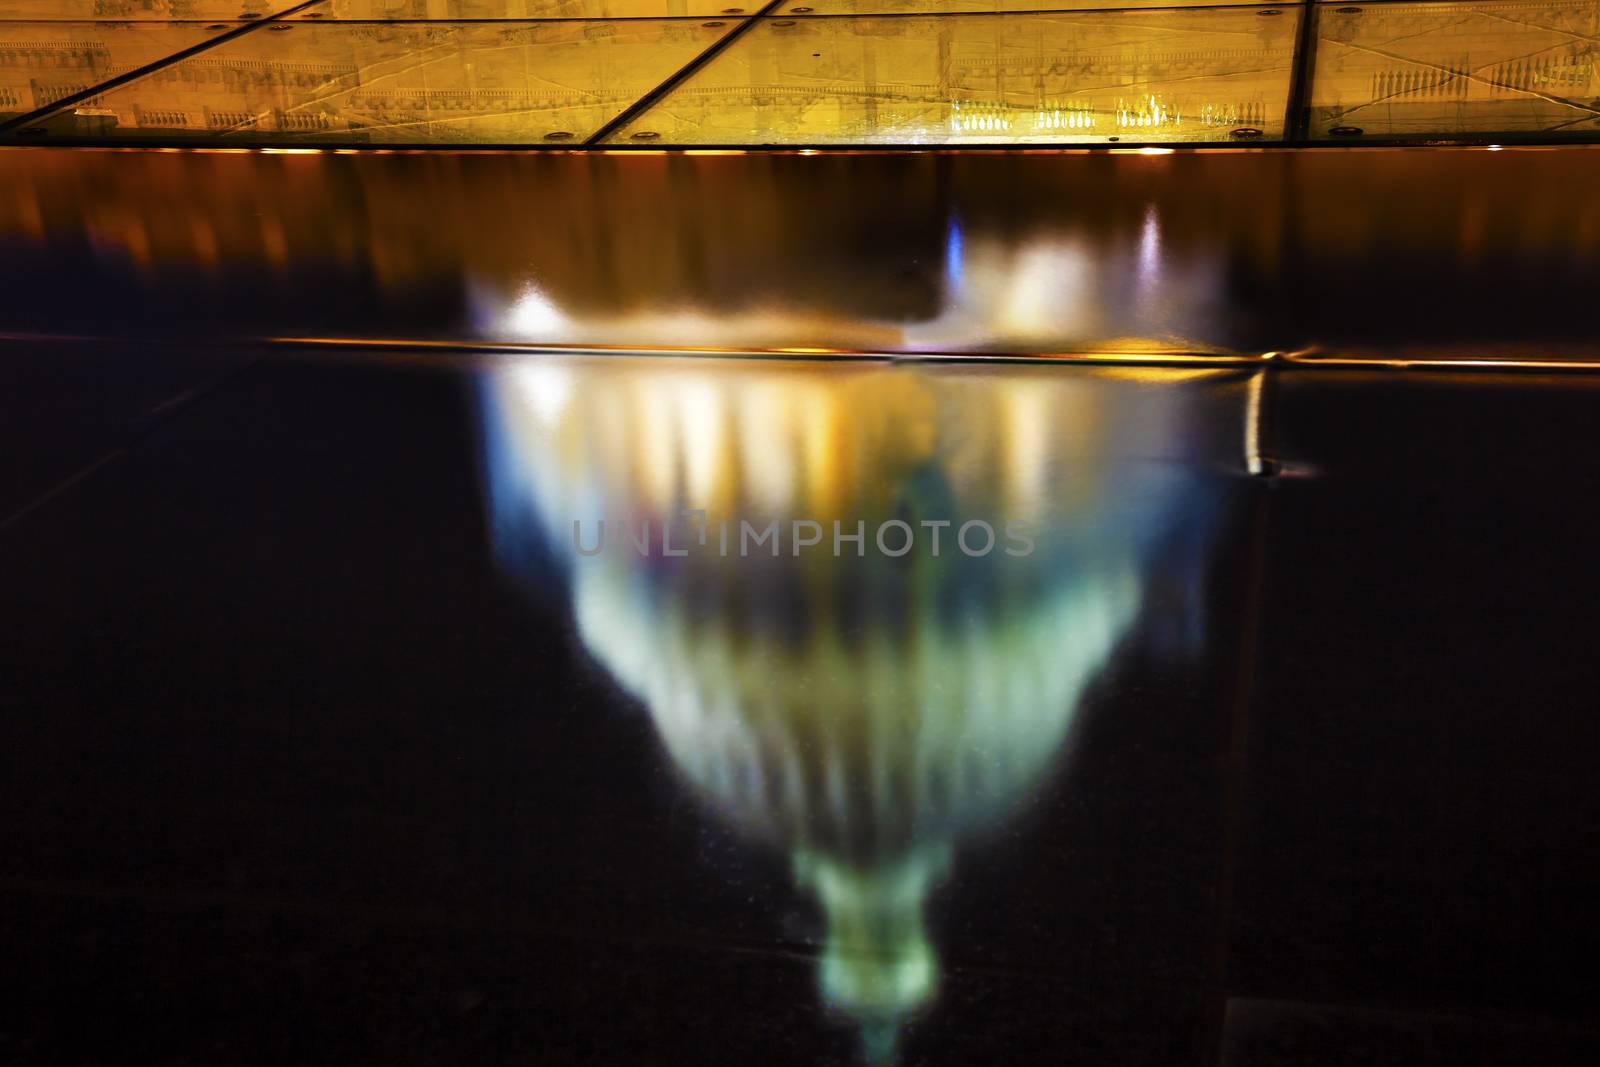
[482,359,1216,1059]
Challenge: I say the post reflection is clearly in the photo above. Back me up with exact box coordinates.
[480,358,1231,1061]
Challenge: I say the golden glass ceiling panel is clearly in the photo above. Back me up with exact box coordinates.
[0,20,227,123]
[21,18,741,142]
[1308,1,1600,139]
[0,2,302,17]
[296,1,745,18]
[603,8,1299,144]
[771,0,1283,13]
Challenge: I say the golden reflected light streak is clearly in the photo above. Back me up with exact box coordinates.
[10,331,1600,374]
[265,338,1600,373]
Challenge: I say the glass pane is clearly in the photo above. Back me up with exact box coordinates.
[605,8,1299,144]
[0,21,228,123]
[19,18,740,143]
[774,0,1281,13]
[1308,1,1600,139]
[297,0,749,17]
[0,2,301,17]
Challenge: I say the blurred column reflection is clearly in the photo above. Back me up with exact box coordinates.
[480,358,1232,1061]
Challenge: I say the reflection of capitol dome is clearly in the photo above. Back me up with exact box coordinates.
[573,539,1140,1057]
[482,358,1210,1060]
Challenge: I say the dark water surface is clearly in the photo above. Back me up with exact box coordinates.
[4,341,1600,1065]
[3,147,1600,358]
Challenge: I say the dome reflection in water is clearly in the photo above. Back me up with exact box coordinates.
[481,358,1230,1062]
